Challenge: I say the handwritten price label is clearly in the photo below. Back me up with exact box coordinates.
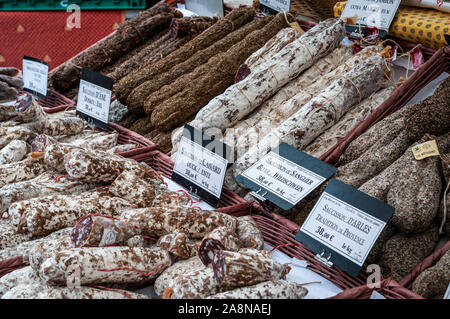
[412,140,440,160]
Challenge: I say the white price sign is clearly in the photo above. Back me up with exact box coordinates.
[240,151,325,206]
[444,284,450,299]
[341,0,401,30]
[76,68,113,130]
[77,79,111,124]
[260,0,291,13]
[174,136,227,198]
[296,179,394,275]
[301,192,386,266]
[172,126,231,208]
[236,143,336,210]
[22,56,49,98]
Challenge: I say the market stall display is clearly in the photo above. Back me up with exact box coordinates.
[2,0,449,300]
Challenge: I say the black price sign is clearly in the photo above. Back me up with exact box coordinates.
[236,143,337,210]
[172,124,232,208]
[296,179,394,276]
[76,68,113,130]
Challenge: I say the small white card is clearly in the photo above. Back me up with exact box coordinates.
[260,0,291,13]
[341,0,401,31]
[76,68,113,130]
[22,56,49,98]
[172,132,229,207]
[240,151,325,206]
[77,79,111,125]
[300,191,387,267]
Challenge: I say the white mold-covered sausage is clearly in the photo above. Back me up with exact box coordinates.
[156,230,200,259]
[164,267,223,299]
[173,19,345,149]
[28,236,73,272]
[0,228,72,263]
[0,126,35,149]
[0,220,32,250]
[0,173,95,214]
[235,216,264,250]
[0,140,28,165]
[109,170,156,208]
[14,94,48,123]
[212,249,291,289]
[119,207,236,238]
[0,266,42,297]
[207,280,308,299]
[64,148,148,183]
[40,246,172,286]
[154,256,204,297]
[0,157,45,188]
[70,215,140,248]
[198,226,239,266]
[1,283,151,299]
[24,194,136,236]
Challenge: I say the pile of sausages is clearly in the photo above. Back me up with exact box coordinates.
[1,208,307,299]
[0,95,307,299]
[0,175,307,299]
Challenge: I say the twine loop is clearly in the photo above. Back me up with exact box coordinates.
[223,18,235,31]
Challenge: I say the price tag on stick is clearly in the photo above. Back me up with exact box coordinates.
[172,124,232,208]
[22,56,49,99]
[236,143,337,210]
[296,179,394,276]
[76,68,113,130]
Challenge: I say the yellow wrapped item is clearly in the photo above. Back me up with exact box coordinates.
[334,2,449,49]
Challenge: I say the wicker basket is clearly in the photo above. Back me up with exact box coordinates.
[250,212,422,299]
[399,240,450,297]
[320,46,450,165]
[330,278,423,299]
[291,0,339,21]
[106,122,158,156]
[20,89,76,112]
[39,94,159,155]
[0,147,254,279]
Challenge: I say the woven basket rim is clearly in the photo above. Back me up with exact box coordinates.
[330,278,424,299]
[399,240,450,290]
